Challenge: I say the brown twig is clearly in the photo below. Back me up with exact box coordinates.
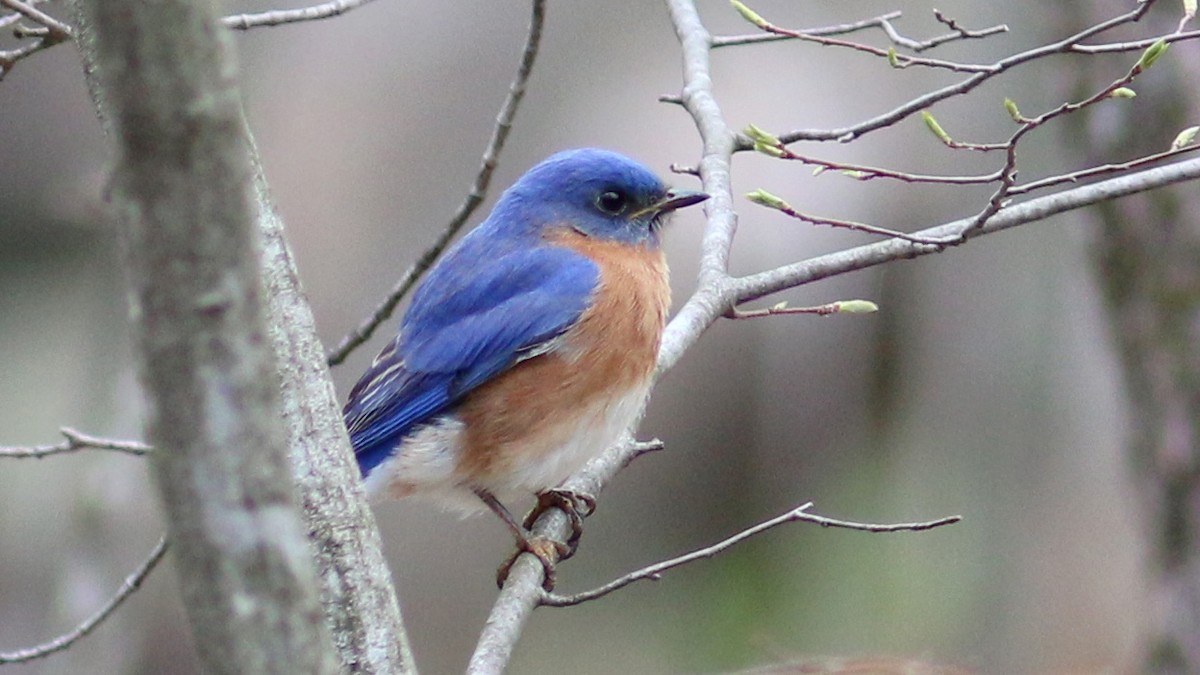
[0,536,168,664]
[540,503,960,607]
[326,0,546,366]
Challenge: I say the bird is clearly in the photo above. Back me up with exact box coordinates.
[342,148,708,586]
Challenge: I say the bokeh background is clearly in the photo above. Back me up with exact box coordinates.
[2,0,1186,672]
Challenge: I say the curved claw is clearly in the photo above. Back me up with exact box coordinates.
[523,489,596,556]
[496,535,571,591]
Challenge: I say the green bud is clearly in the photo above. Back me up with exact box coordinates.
[1135,38,1169,71]
[744,123,781,146]
[1109,87,1137,99]
[1003,98,1022,123]
[754,142,785,158]
[730,0,769,28]
[841,170,870,180]
[887,47,900,68]
[812,166,828,176]
[1171,125,1199,150]
[834,300,879,314]
[921,111,952,144]
[745,189,791,211]
[770,301,789,311]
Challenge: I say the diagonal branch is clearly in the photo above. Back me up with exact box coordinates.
[326,0,547,366]
[0,536,168,665]
[541,503,960,607]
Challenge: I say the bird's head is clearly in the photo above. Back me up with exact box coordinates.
[500,148,708,247]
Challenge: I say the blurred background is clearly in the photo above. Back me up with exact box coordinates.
[2,0,1191,672]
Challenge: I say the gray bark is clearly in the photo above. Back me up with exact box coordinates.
[77,1,342,672]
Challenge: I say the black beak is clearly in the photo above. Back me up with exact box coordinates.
[631,188,709,220]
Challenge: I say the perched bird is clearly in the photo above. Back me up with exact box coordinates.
[343,148,707,583]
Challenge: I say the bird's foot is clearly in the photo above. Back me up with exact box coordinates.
[496,534,571,591]
[523,488,596,555]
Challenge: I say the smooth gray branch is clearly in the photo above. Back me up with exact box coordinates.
[712,11,903,48]
[0,427,151,458]
[0,536,168,665]
[541,503,960,607]
[222,0,379,30]
[734,156,1200,303]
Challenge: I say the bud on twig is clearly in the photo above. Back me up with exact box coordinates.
[730,0,769,29]
[1135,38,1169,71]
[1171,125,1199,150]
[1003,98,1023,123]
[833,300,879,314]
[744,123,780,146]
[921,111,952,144]
[745,189,791,211]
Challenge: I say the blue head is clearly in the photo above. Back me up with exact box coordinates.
[491,148,708,247]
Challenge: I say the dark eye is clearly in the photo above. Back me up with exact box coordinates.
[595,190,628,215]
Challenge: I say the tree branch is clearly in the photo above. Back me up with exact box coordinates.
[0,0,72,79]
[739,0,1158,145]
[326,0,547,367]
[541,503,960,608]
[76,0,340,671]
[222,0,379,30]
[0,428,151,458]
[469,1,1200,669]
[248,132,414,672]
[732,156,1200,304]
[0,536,168,665]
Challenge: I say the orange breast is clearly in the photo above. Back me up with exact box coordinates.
[455,228,669,484]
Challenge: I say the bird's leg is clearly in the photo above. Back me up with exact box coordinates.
[523,488,596,556]
[473,487,568,591]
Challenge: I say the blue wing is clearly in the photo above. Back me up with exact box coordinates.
[344,245,599,476]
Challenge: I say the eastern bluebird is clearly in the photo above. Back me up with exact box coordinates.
[343,148,707,583]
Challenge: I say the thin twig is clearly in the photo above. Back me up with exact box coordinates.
[712,11,903,48]
[759,143,1002,185]
[960,49,1160,238]
[0,0,72,39]
[222,0,379,30]
[740,11,996,74]
[541,503,960,607]
[1072,29,1200,54]
[762,198,950,247]
[754,0,1157,145]
[326,0,546,366]
[1009,134,1200,196]
[732,156,1200,305]
[0,428,152,458]
[0,0,72,79]
[620,438,666,470]
[727,300,872,319]
[0,536,169,664]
